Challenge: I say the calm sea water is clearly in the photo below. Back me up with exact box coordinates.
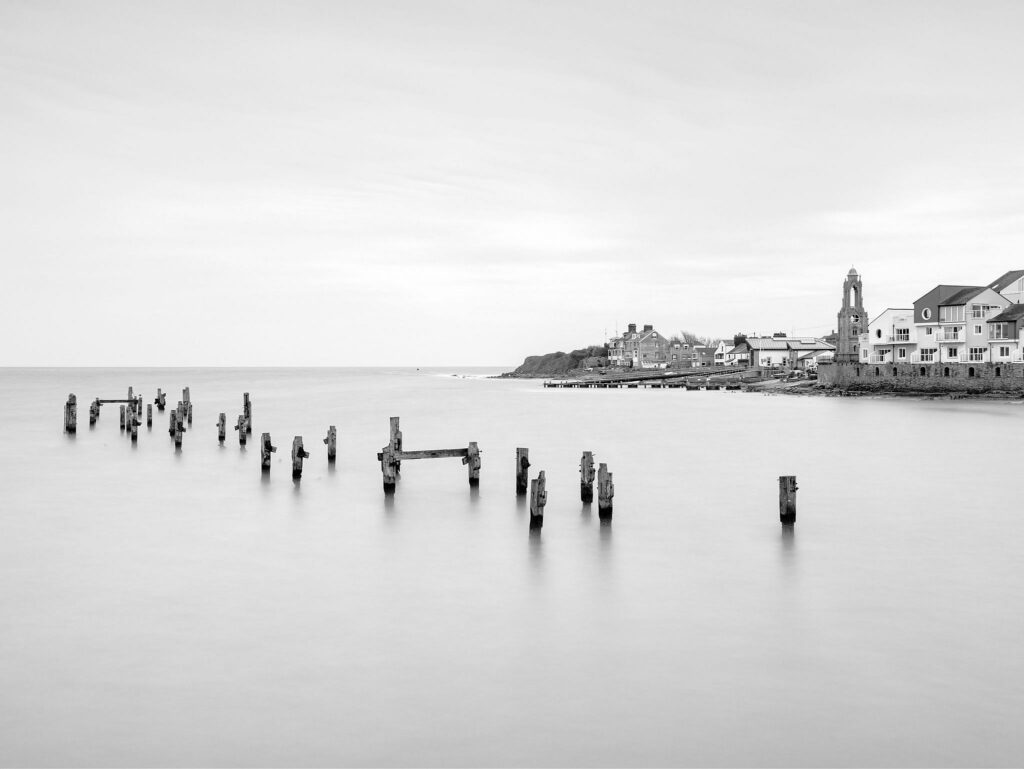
[1,367,1023,767]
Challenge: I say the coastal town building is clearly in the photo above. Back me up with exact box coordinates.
[989,270,1024,304]
[986,304,1024,362]
[607,323,669,368]
[727,335,835,372]
[861,308,916,364]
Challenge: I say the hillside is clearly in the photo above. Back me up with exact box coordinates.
[503,346,608,378]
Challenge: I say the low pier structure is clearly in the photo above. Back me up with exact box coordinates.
[376,417,480,493]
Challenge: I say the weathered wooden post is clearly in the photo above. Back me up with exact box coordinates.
[64,394,77,433]
[261,432,277,471]
[129,404,138,442]
[380,446,398,493]
[389,416,402,473]
[217,413,226,443]
[127,386,134,404]
[323,425,337,462]
[291,436,310,479]
[168,408,175,436]
[580,451,596,503]
[465,442,481,486]
[235,415,247,446]
[529,471,547,530]
[89,398,100,426]
[119,405,126,431]
[146,404,153,427]
[515,448,530,495]
[173,407,185,449]
[182,387,190,405]
[598,463,614,522]
[779,476,798,524]
[155,389,166,411]
[243,393,252,433]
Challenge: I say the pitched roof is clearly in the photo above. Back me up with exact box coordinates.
[939,286,986,307]
[913,285,975,305]
[989,270,1024,293]
[988,304,1024,323]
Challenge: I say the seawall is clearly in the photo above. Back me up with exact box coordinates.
[818,361,1024,393]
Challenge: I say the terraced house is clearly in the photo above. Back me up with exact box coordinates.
[607,323,669,369]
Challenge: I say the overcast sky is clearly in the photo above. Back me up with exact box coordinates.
[3,0,1024,366]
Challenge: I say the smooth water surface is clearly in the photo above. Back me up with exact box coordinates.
[1,368,1022,766]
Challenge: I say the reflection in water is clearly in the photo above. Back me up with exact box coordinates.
[260,469,270,488]
[515,494,527,516]
[528,529,543,570]
[327,460,336,475]
[292,477,301,496]
[779,524,795,570]
[581,502,592,520]
[469,486,480,504]
[382,493,395,514]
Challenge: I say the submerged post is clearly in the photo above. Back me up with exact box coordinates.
[515,448,530,496]
[235,415,247,446]
[168,408,175,436]
[217,413,226,443]
[155,389,166,411]
[261,432,277,471]
[598,463,614,522]
[173,406,185,449]
[89,398,100,426]
[465,442,481,487]
[241,393,251,436]
[119,405,126,431]
[146,404,153,427]
[324,425,337,462]
[580,451,595,503]
[380,446,398,493]
[64,394,77,434]
[291,436,310,479]
[529,471,547,530]
[779,476,798,524]
[129,404,138,442]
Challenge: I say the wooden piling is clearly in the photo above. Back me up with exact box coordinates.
[173,405,185,449]
[155,388,166,411]
[529,471,547,530]
[515,448,530,495]
[380,446,398,493]
[597,463,614,522]
[243,393,252,433]
[89,398,100,426]
[261,433,277,470]
[291,436,310,479]
[580,451,595,503]
[323,425,337,462]
[64,394,77,434]
[779,476,797,524]
[146,404,153,427]
[389,416,402,473]
[119,405,126,431]
[169,408,176,436]
[465,441,481,486]
[182,387,190,405]
[235,415,247,446]
[129,404,138,442]
[217,413,226,443]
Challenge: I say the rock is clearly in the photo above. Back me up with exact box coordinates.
[503,346,609,378]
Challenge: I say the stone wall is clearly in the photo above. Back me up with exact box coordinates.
[817,361,1024,393]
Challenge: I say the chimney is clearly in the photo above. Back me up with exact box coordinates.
[627,323,637,333]
[643,324,653,332]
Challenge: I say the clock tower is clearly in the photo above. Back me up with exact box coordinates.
[837,268,867,363]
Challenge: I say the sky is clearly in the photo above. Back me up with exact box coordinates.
[3,0,1024,366]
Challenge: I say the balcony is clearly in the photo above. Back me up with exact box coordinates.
[937,331,961,342]
[886,334,912,344]
[911,352,937,363]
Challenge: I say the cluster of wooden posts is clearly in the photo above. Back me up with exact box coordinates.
[65,388,336,480]
[64,394,799,526]
[376,418,618,529]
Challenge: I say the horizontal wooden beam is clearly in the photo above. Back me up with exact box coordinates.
[377,448,469,461]
[97,399,137,404]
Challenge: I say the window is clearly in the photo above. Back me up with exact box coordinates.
[990,323,1008,339]
[969,347,985,362]
[947,347,960,359]
[895,328,910,341]
[922,308,932,320]
[919,348,937,362]
[876,329,882,338]
[926,326,933,335]
[940,305,965,322]
[999,346,1010,358]
[898,348,907,359]
[974,325,982,335]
